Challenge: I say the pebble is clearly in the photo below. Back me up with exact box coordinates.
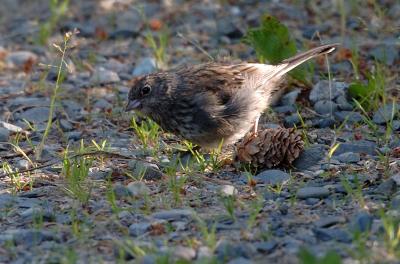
[220,185,238,196]
[66,131,83,141]
[333,141,377,156]
[254,169,290,185]
[334,111,363,123]
[6,51,37,67]
[297,187,330,199]
[253,241,277,253]
[16,159,30,169]
[128,160,163,181]
[349,212,373,233]
[113,183,131,199]
[197,246,213,259]
[335,95,353,111]
[392,174,400,186]
[215,240,254,261]
[313,100,338,115]
[309,81,348,103]
[128,222,151,237]
[293,144,326,170]
[17,107,50,123]
[152,209,193,221]
[127,181,150,198]
[0,127,10,142]
[90,67,120,84]
[372,103,399,124]
[0,229,60,246]
[280,89,300,106]
[172,246,196,261]
[284,113,301,127]
[369,44,399,66]
[273,105,296,114]
[132,57,157,76]
[337,152,360,163]
[313,228,351,243]
[314,216,345,228]
[0,121,23,133]
[227,257,254,264]
[59,119,73,131]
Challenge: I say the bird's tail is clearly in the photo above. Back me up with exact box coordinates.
[276,43,339,77]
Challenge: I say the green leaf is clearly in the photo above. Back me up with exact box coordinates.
[244,15,310,83]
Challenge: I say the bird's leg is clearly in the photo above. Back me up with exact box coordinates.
[253,115,260,135]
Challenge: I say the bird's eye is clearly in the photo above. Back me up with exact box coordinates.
[141,84,151,96]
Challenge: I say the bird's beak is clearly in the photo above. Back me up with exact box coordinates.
[125,99,141,112]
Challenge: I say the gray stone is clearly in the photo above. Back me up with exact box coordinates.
[17,107,50,123]
[0,121,23,133]
[16,159,30,169]
[152,209,193,221]
[66,131,82,141]
[172,246,196,261]
[297,187,330,199]
[309,81,348,103]
[93,99,112,109]
[253,241,277,253]
[280,89,300,106]
[0,229,60,246]
[349,212,373,233]
[0,127,10,142]
[374,179,397,196]
[313,228,351,243]
[90,67,120,84]
[132,57,157,76]
[314,100,338,115]
[220,185,238,196]
[254,169,290,185]
[334,111,363,123]
[393,120,400,131]
[127,181,150,198]
[372,103,399,124]
[337,152,360,163]
[335,95,353,110]
[273,105,296,114]
[59,119,73,131]
[128,160,163,180]
[129,222,151,237]
[314,216,345,228]
[6,51,37,67]
[113,183,131,199]
[217,19,243,39]
[293,144,325,170]
[284,113,301,127]
[333,141,377,156]
[227,257,254,264]
[370,44,399,66]
[216,241,255,261]
[392,174,400,186]
[89,168,111,180]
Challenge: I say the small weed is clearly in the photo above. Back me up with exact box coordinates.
[247,197,264,229]
[145,30,169,69]
[36,31,75,160]
[164,160,187,205]
[381,211,400,258]
[220,195,237,222]
[183,140,223,173]
[195,215,217,250]
[298,247,342,264]
[62,147,93,205]
[340,174,366,209]
[37,0,70,45]
[2,162,32,193]
[130,116,160,154]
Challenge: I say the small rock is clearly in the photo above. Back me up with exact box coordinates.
[374,179,397,195]
[172,246,196,261]
[313,118,336,128]
[16,159,30,169]
[17,107,50,123]
[349,212,373,233]
[370,44,399,66]
[334,111,363,123]
[305,198,320,205]
[314,216,345,228]
[0,229,60,246]
[314,100,338,115]
[273,105,296,114]
[335,95,353,111]
[372,103,399,124]
[129,222,151,237]
[128,160,163,180]
[152,209,193,221]
[127,181,150,198]
[392,174,400,186]
[113,183,131,199]
[337,152,360,163]
[93,99,112,109]
[253,241,277,253]
[309,81,348,103]
[132,57,156,76]
[0,128,10,142]
[284,113,301,127]
[313,228,351,243]
[197,246,213,259]
[6,51,37,67]
[334,141,377,156]
[293,144,326,170]
[297,187,330,199]
[254,169,290,185]
[220,185,238,196]
[0,121,23,133]
[59,119,73,131]
[89,168,111,180]
[217,19,243,39]
[216,240,254,261]
[91,67,120,84]
[65,131,82,141]
[280,89,300,106]
[227,257,254,264]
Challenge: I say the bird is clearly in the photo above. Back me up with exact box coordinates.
[126,43,338,148]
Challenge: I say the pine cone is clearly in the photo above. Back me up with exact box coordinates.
[236,128,304,168]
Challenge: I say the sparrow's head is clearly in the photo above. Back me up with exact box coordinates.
[126,74,169,115]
